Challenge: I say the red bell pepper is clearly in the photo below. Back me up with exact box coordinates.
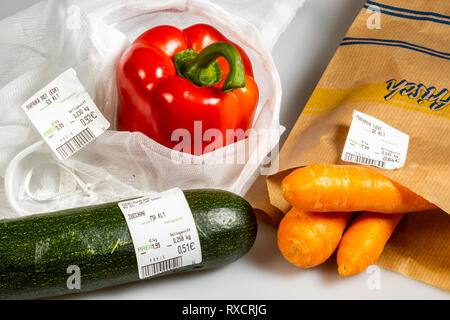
[116,24,259,155]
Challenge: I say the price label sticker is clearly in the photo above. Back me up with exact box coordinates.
[342,110,409,170]
[21,68,110,160]
[119,188,202,279]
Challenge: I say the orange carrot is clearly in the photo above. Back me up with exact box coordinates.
[282,164,436,214]
[277,207,353,268]
[337,212,405,276]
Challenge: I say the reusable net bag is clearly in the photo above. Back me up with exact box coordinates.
[0,0,306,217]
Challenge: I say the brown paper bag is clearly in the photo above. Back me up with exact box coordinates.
[246,0,450,290]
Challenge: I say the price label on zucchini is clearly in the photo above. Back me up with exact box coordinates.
[118,188,202,279]
[21,68,110,160]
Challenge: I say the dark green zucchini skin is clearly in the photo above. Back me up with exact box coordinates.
[0,189,257,300]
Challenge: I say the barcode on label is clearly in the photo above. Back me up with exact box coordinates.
[56,128,95,159]
[344,152,386,168]
[141,256,183,278]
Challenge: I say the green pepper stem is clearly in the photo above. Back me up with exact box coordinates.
[177,42,246,93]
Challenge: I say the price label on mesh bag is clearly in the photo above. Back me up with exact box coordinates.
[118,188,202,279]
[341,110,409,169]
[21,68,110,160]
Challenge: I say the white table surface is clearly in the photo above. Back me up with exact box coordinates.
[0,0,448,300]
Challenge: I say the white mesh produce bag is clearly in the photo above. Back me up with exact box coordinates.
[0,0,305,217]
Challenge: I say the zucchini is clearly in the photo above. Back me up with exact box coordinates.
[0,189,257,300]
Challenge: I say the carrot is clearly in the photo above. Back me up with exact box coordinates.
[277,207,353,268]
[281,164,436,214]
[337,212,405,276]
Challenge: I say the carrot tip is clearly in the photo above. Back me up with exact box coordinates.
[338,264,355,276]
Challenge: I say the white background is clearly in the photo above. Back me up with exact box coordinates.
[0,0,448,300]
